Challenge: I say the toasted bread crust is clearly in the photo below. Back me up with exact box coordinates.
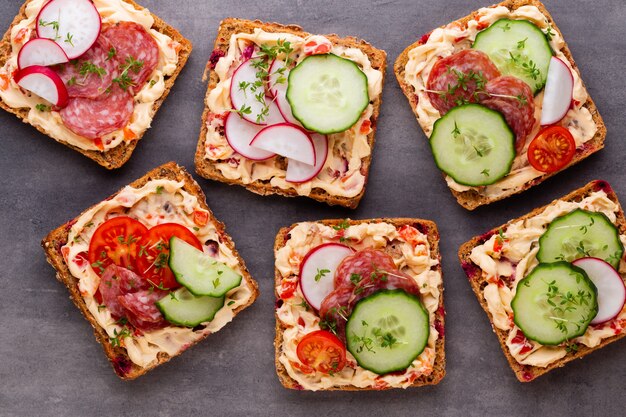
[458,180,626,382]
[41,162,259,379]
[273,218,446,390]
[0,0,193,169]
[194,18,387,209]
[393,0,607,210]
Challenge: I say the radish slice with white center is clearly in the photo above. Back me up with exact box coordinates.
[540,56,574,126]
[269,59,301,125]
[224,101,284,161]
[14,65,69,107]
[250,123,316,165]
[299,243,353,310]
[286,134,328,183]
[36,0,101,60]
[17,38,69,69]
[572,257,626,324]
[230,59,271,125]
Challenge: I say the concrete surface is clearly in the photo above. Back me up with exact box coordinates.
[0,0,625,416]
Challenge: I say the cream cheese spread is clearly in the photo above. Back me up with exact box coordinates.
[61,179,253,368]
[404,5,597,200]
[275,221,442,390]
[204,29,383,198]
[0,0,180,152]
[470,190,626,367]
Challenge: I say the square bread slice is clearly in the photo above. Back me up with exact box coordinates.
[394,0,606,210]
[42,162,259,379]
[459,180,626,382]
[195,18,387,209]
[274,218,445,390]
[0,0,192,169]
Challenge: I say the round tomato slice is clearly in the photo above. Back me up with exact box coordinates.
[296,330,347,374]
[527,126,576,173]
[88,217,148,276]
[135,223,203,290]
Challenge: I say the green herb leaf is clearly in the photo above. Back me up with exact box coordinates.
[107,47,116,61]
[314,268,330,282]
[64,32,74,47]
[79,61,107,78]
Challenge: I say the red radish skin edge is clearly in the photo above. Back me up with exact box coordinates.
[572,257,626,325]
[250,123,316,166]
[268,59,282,96]
[14,65,69,107]
[285,134,328,183]
[17,38,69,70]
[268,59,307,127]
[298,243,354,311]
[540,56,574,126]
[36,0,102,60]
[223,112,276,161]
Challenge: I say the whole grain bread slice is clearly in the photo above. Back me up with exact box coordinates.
[458,180,626,382]
[273,218,445,390]
[394,0,606,210]
[195,18,387,209]
[41,161,259,379]
[0,0,192,169]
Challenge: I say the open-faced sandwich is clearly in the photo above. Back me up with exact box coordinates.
[395,0,605,210]
[42,162,259,379]
[459,180,626,382]
[274,218,445,390]
[0,0,192,169]
[195,19,386,209]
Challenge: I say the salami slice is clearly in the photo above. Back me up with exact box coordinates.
[480,76,536,153]
[318,285,353,340]
[118,289,168,331]
[60,86,134,139]
[427,49,501,114]
[54,34,118,99]
[99,265,150,319]
[333,248,397,288]
[102,22,159,93]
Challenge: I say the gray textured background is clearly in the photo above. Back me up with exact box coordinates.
[1,0,625,416]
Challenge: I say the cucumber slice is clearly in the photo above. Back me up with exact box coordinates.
[537,209,624,269]
[512,262,598,345]
[473,19,553,93]
[156,288,225,327]
[286,54,369,134]
[169,237,242,297]
[346,290,430,374]
[429,104,515,186]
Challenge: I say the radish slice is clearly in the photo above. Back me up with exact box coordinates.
[269,59,301,125]
[224,100,284,161]
[572,257,626,324]
[36,0,101,60]
[286,134,328,183]
[299,243,353,310]
[17,38,69,69]
[14,65,69,107]
[250,123,316,165]
[540,56,574,126]
[230,59,271,125]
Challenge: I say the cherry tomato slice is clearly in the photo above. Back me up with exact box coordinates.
[88,217,148,276]
[527,126,576,173]
[296,330,347,374]
[135,223,203,290]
